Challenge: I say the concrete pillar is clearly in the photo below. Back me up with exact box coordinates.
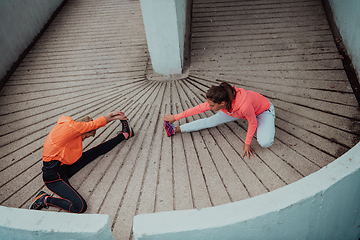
[140,0,188,77]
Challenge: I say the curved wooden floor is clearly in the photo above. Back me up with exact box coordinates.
[0,0,359,239]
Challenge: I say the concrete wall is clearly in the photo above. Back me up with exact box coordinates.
[140,0,188,76]
[0,2,115,239]
[328,0,360,79]
[0,0,64,82]
[133,142,360,240]
[0,206,114,240]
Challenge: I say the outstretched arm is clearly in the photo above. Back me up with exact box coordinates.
[162,102,211,124]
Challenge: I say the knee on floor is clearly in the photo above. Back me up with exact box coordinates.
[258,138,273,148]
[71,201,87,213]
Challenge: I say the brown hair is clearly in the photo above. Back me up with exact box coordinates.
[75,116,96,137]
[206,82,236,111]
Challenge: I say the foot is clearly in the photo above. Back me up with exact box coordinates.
[121,119,134,139]
[164,121,175,137]
[29,191,49,210]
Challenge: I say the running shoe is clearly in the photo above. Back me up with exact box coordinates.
[121,119,134,139]
[164,121,175,137]
[29,191,49,210]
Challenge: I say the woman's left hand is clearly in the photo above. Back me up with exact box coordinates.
[104,111,127,123]
[242,143,255,159]
[161,114,176,123]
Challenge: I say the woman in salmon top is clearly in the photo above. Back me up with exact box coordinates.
[29,110,134,213]
[162,81,275,159]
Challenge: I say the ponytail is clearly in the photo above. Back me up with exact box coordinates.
[206,82,236,111]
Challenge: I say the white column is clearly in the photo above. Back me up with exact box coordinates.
[140,0,187,76]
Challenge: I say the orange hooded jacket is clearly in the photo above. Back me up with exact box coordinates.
[42,115,107,165]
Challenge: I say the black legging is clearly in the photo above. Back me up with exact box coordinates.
[42,133,126,213]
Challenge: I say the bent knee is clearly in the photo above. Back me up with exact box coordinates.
[71,201,87,213]
[258,138,273,148]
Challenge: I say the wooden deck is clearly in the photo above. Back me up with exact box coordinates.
[0,0,359,239]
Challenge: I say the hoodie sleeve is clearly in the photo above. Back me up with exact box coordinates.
[70,116,107,134]
[242,105,257,145]
[174,102,211,121]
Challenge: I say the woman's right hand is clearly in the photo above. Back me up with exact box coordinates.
[242,143,255,159]
[104,111,127,123]
[161,114,176,123]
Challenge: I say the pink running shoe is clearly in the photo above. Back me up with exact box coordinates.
[164,121,175,137]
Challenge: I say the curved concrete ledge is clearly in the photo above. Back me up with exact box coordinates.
[0,206,114,240]
[133,142,360,240]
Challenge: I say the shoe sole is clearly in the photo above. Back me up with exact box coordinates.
[122,120,134,138]
[128,126,134,138]
[164,121,174,137]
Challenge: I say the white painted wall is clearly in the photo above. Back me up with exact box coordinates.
[328,0,360,78]
[0,0,63,80]
[140,0,187,76]
[133,142,360,240]
[0,2,115,238]
[0,206,114,239]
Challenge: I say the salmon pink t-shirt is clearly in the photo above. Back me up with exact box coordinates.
[174,87,270,145]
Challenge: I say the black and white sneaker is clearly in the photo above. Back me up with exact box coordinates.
[121,119,134,139]
[29,191,49,210]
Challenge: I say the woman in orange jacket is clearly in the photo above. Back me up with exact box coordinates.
[162,82,275,159]
[29,110,134,213]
